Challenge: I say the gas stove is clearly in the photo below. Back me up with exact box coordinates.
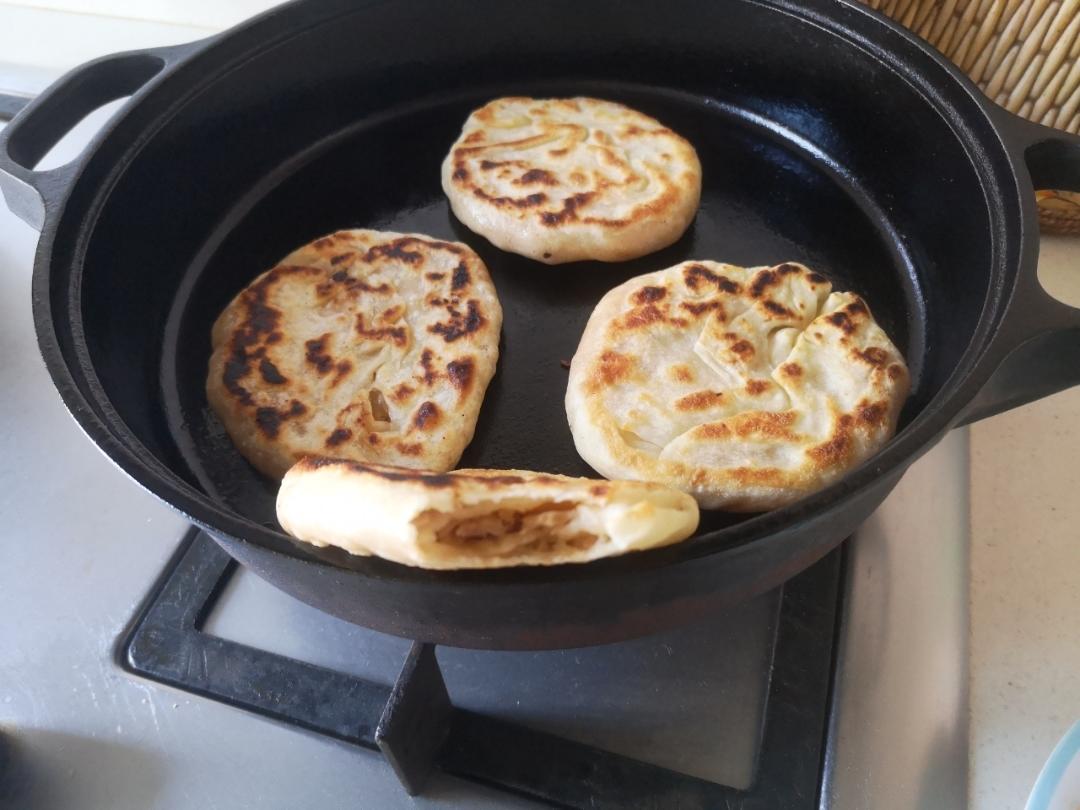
[0,73,967,809]
[118,527,839,807]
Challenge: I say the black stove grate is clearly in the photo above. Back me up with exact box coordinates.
[118,529,843,808]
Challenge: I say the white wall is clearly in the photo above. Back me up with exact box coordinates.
[0,1,282,86]
[0,0,281,29]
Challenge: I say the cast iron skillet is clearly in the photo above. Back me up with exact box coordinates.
[2,0,1079,649]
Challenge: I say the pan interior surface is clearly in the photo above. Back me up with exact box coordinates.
[161,84,920,536]
[69,0,994,573]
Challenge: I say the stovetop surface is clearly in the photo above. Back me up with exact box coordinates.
[207,560,777,788]
[0,70,969,810]
[116,527,841,807]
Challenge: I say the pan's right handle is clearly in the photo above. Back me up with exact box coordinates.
[960,110,1080,425]
[0,42,200,231]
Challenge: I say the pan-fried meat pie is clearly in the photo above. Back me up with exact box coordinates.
[206,230,502,478]
[276,459,700,569]
[442,96,701,264]
[565,261,910,510]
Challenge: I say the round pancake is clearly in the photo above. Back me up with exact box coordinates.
[441,96,701,264]
[207,230,502,479]
[565,261,910,511]
[277,458,699,569]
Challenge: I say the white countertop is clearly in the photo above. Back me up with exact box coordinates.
[969,234,1080,810]
[1,5,1078,809]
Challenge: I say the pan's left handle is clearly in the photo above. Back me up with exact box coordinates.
[960,109,1080,425]
[0,42,200,231]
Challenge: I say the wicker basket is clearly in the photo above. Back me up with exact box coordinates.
[861,0,1080,234]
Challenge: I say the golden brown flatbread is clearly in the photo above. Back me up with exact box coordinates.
[276,458,700,569]
[207,230,502,478]
[565,261,910,510]
[442,96,701,264]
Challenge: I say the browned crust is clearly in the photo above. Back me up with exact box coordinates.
[564,260,911,511]
[675,390,725,411]
[206,230,502,479]
[294,457,557,489]
[276,457,700,570]
[441,96,702,264]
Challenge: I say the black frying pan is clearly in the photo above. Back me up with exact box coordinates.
[2,0,1079,650]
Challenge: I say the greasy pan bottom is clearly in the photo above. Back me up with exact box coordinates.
[162,80,926,569]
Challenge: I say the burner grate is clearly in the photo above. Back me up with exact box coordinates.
[119,529,841,808]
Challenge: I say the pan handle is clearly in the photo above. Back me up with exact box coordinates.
[959,109,1080,425]
[0,42,200,231]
